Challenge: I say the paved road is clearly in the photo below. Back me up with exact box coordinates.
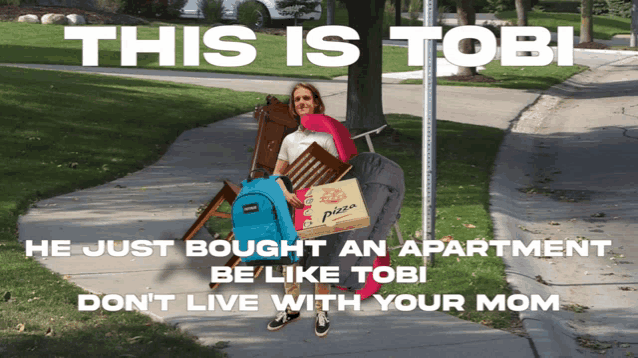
[491,55,638,357]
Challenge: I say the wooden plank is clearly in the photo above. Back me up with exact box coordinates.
[182,181,240,241]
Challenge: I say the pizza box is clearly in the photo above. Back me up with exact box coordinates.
[294,178,370,239]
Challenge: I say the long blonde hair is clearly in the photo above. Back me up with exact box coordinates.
[288,83,325,121]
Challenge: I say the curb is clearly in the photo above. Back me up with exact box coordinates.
[488,54,637,358]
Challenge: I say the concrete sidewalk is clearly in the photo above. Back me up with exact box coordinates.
[13,66,541,357]
[11,48,637,356]
[0,63,539,129]
[491,54,638,357]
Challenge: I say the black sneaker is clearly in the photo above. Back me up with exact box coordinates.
[315,311,330,337]
[267,310,300,331]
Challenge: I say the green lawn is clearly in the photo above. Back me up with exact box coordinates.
[0,66,275,357]
[0,66,521,358]
[205,113,516,329]
[0,22,421,79]
[1,20,589,90]
[402,61,589,90]
[496,11,631,40]
[366,114,514,329]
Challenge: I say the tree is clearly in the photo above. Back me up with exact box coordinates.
[276,0,321,26]
[580,0,594,43]
[326,0,336,25]
[515,0,532,56]
[341,0,389,133]
[455,0,477,76]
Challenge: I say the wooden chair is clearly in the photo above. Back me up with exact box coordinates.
[182,96,298,242]
[181,96,352,289]
[209,142,352,289]
[250,95,299,177]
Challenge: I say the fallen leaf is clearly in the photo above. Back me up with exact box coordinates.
[464,224,476,228]
[440,235,454,243]
[456,217,461,220]
[214,341,230,349]
[63,275,71,280]
[127,336,143,344]
[535,275,548,285]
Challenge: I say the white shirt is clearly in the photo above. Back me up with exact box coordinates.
[277,128,339,163]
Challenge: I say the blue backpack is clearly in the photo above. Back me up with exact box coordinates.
[232,169,299,266]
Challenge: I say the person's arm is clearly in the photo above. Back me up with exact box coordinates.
[274,161,303,209]
[273,159,288,175]
[324,135,340,160]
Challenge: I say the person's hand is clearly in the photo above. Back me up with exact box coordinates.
[285,191,304,209]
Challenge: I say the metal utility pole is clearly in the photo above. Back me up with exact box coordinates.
[423,0,437,266]
[632,0,638,47]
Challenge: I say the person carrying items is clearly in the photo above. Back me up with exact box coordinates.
[267,82,338,337]
[266,82,405,339]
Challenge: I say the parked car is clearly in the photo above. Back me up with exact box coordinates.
[181,0,322,28]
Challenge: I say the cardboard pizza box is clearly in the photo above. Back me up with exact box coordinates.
[293,178,370,239]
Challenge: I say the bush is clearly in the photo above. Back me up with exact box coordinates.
[592,0,608,15]
[121,0,186,19]
[96,0,123,13]
[482,21,502,37]
[236,0,261,28]
[483,0,540,13]
[606,0,631,17]
[198,0,224,23]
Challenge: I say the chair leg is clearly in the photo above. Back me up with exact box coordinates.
[394,222,404,245]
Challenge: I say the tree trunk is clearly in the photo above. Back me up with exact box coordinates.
[580,0,593,43]
[515,0,532,56]
[515,0,527,27]
[396,0,402,26]
[327,0,335,25]
[631,0,637,47]
[456,0,476,76]
[344,0,388,132]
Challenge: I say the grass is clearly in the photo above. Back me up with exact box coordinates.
[0,22,422,79]
[0,66,275,357]
[365,114,514,329]
[1,64,522,354]
[495,11,632,40]
[609,45,638,51]
[302,0,424,38]
[401,61,588,90]
[0,21,589,90]
[204,115,517,331]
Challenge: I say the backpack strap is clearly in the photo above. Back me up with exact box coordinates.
[247,168,271,182]
[272,175,293,193]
